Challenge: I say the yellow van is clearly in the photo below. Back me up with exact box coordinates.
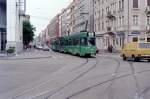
[121,42,150,62]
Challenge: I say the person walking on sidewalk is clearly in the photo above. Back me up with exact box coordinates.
[107,45,113,53]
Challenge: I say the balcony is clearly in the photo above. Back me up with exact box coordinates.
[106,11,116,20]
[145,6,150,15]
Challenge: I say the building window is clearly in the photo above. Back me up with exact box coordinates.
[147,37,150,42]
[133,15,138,26]
[133,0,138,8]
[148,0,150,6]
[133,37,138,42]
[147,16,150,25]
[102,9,104,18]
[119,1,121,10]
[119,17,121,27]
[102,22,104,30]
[122,0,124,10]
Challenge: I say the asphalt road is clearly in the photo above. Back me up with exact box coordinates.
[0,50,150,99]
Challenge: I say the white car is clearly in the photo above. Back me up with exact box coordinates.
[42,46,49,51]
[36,45,43,50]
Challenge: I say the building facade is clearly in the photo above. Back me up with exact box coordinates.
[47,14,60,40]
[59,8,70,36]
[0,0,6,52]
[67,1,75,33]
[94,0,150,51]
[0,0,26,53]
[74,0,94,32]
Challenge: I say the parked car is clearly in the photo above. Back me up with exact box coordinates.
[42,46,49,51]
[36,45,43,50]
[121,42,150,62]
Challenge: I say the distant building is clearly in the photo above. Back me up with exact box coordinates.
[66,1,75,33]
[47,14,60,40]
[58,1,76,36]
[0,0,26,53]
[94,0,150,51]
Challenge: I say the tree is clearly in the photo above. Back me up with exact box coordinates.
[23,21,35,47]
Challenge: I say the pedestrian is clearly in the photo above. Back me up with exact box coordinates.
[108,45,113,53]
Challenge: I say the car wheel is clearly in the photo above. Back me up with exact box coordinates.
[132,56,139,62]
[148,59,150,62]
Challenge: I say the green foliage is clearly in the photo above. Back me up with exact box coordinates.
[23,21,36,46]
[7,47,15,54]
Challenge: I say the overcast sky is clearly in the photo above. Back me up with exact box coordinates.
[26,0,72,36]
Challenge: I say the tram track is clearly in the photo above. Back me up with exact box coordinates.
[13,57,98,99]
[12,54,86,99]
[66,57,121,99]
[70,56,98,72]
[104,57,121,99]
[70,58,89,72]
[65,58,150,99]
[139,86,150,99]
[12,55,150,99]
[128,61,141,98]
[66,69,150,99]
[44,58,98,99]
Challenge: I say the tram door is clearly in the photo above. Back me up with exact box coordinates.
[0,29,6,51]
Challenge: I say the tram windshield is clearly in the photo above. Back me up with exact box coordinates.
[80,38,87,46]
[88,38,95,46]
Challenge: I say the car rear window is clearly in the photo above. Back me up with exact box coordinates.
[139,43,150,48]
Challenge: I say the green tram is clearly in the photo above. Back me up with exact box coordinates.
[50,31,96,57]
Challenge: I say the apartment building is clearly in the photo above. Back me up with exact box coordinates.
[67,1,75,33]
[59,1,76,36]
[74,0,94,32]
[94,0,150,51]
[47,14,60,39]
[0,0,26,53]
[59,8,70,36]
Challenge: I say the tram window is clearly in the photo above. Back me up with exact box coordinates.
[147,38,150,42]
[73,38,79,46]
[80,38,87,46]
[68,40,72,46]
[88,38,95,46]
[65,40,68,46]
[73,39,75,45]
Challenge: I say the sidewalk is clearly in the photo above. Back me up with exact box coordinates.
[0,53,7,57]
[0,49,32,60]
[97,49,120,55]
[0,49,52,60]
